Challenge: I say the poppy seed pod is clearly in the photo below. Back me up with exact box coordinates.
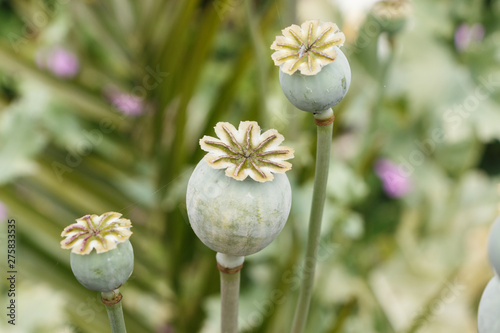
[370,0,411,35]
[187,121,294,257]
[488,216,500,276]
[278,47,351,113]
[70,240,134,292]
[187,159,291,256]
[478,275,500,332]
[61,212,134,292]
[271,20,351,113]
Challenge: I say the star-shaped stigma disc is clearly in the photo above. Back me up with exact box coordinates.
[61,212,133,254]
[270,20,345,76]
[200,121,294,182]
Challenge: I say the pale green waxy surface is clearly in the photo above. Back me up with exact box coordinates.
[488,216,500,276]
[279,47,351,113]
[70,240,134,292]
[216,252,244,269]
[376,15,407,34]
[186,159,292,256]
[478,275,500,332]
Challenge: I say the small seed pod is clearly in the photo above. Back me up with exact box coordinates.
[187,121,294,256]
[278,47,350,113]
[271,20,351,113]
[370,0,411,35]
[70,240,134,292]
[61,212,134,292]
[488,216,500,276]
[478,276,500,332]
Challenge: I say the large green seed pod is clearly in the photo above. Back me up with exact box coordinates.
[278,47,351,113]
[187,159,292,256]
[70,240,134,292]
[187,121,294,257]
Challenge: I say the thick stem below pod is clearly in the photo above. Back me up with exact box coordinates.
[291,108,333,333]
[102,289,127,333]
[217,253,244,333]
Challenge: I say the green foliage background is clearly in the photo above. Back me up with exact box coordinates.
[0,0,499,332]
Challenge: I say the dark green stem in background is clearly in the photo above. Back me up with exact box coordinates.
[102,289,127,333]
[291,109,334,333]
[0,45,127,129]
[245,0,267,123]
[356,34,396,175]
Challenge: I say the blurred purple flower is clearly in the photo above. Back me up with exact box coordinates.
[374,159,413,198]
[0,201,8,223]
[37,46,80,78]
[455,23,485,52]
[107,89,144,116]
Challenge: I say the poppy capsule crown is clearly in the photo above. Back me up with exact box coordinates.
[271,20,351,113]
[61,212,134,292]
[187,121,294,256]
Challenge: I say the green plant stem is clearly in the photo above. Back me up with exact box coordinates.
[328,297,357,333]
[102,290,127,333]
[291,109,334,333]
[217,253,244,333]
[220,270,240,333]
